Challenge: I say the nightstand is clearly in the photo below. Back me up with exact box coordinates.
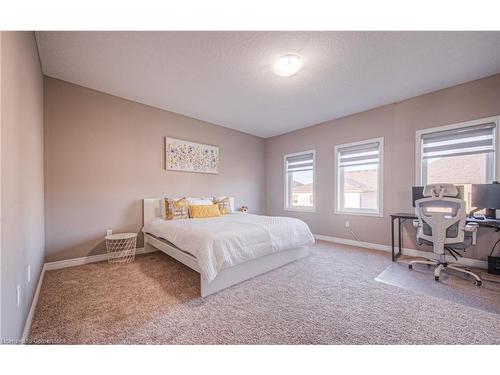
[105,232,137,264]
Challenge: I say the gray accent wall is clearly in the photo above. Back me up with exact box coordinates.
[265,74,500,261]
[44,77,266,262]
[1,32,45,341]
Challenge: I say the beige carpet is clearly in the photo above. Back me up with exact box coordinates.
[29,241,500,344]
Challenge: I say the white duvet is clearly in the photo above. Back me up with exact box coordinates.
[143,213,314,282]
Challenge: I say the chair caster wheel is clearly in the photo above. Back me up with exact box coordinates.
[408,264,413,270]
[474,280,482,287]
[434,276,439,281]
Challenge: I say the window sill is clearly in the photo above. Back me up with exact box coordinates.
[334,209,384,217]
[284,207,316,213]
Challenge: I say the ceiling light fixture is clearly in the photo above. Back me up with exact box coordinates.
[273,54,303,77]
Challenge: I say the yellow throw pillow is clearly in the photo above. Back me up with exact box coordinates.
[189,204,221,218]
[164,197,189,220]
[213,196,231,215]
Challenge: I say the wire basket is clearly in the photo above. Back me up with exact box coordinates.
[105,233,137,264]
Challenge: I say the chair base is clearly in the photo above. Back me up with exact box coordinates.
[408,258,482,286]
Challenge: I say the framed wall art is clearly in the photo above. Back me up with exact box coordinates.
[165,137,219,174]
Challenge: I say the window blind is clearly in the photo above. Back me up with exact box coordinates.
[285,152,314,173]
[338,141,380,167]
[422,122,495,159]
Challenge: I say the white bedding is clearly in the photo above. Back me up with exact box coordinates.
[143,213,314,282]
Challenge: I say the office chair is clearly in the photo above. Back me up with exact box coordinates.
[409,183,482,286]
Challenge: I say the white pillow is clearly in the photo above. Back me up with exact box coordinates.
[186,197,214,206]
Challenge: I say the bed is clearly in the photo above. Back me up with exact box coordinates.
[142,198,314,297]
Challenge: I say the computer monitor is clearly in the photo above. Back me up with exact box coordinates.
[471,183,500,209]
[412,185,464,207]
[412,186,424,207]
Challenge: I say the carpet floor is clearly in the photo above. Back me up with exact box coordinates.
[29,241,500,344]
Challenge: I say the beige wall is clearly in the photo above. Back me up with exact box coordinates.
[44,77,266,262]
[1,32,45,341]
[266,74,500,261]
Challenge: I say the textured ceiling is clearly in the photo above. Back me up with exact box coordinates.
[35,31,500,138]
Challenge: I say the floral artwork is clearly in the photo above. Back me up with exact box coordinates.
[165,137,219,174]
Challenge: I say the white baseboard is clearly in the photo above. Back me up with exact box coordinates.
[21,246,158,342]
[21,264,46,343]
[313,234,488,269]
[44,246,156,271]
[314,234,390,252]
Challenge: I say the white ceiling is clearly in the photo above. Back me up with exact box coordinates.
[35,31,500,138]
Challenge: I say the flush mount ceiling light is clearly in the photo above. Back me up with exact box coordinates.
[273,54,303,77]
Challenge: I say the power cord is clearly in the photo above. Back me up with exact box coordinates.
[490,237,500,257]
[349,229,361,242]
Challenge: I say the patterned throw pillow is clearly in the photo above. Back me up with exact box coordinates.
[164,197,189,220]
[189,204,221,218]
[213,196,231,215]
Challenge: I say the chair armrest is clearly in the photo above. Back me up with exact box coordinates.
[464,223,479,245]
[464,223,478,232]
[412,219,420,228]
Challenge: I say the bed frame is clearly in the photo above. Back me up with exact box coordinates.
[142,198,309,297]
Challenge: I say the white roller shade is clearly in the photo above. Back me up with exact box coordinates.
[422,122,495,159]
[285,152,314,173]
[338,141,380,167]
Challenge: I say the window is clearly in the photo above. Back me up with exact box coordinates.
[335,138,383,216]
[416,117,498,212]
[284,150,315,211]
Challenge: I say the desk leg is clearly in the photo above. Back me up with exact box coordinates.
[391,217,395,261]
[398,218,403,258]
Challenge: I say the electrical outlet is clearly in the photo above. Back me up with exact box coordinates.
[27,265,31,283]
[17,285,21,308]
[106,229,113,236]
[345,221,350,228]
